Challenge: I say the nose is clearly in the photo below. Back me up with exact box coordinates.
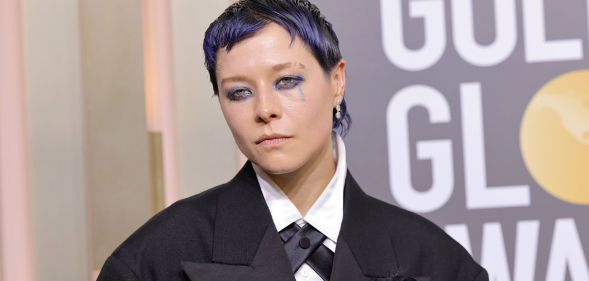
[255,88,282,123]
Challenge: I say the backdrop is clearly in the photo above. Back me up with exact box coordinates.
[314,0,589,280]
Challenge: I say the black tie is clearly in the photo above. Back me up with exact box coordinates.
[279,223,334,281]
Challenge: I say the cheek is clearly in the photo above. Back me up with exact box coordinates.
[294,86,334,128]
[220,103,250,143]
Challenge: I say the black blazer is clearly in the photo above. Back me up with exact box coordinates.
[97,162,488,281]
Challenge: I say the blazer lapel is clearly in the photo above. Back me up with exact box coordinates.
[182,225,295,281]
[330,236,372,280]
[182,162,294,281]
[334,171,401,280]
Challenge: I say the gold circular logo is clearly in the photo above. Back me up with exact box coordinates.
[520,70,589,205]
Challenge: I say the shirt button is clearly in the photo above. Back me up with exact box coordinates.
[299,237,310,249]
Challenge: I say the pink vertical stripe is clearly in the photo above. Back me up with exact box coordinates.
[143,0,179,205]
[0,0,37,280]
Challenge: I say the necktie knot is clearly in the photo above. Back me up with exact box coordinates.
[279,223,334,281]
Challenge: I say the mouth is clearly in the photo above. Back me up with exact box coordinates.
[255,134,292,145]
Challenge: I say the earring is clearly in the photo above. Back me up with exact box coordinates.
[335,103,342,120]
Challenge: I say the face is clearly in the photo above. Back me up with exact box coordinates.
[215,23,345,175]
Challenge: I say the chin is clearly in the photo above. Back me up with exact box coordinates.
[256,163,296,175]
[252,157,301,175]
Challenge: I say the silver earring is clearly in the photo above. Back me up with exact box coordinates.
[335,103,342,119]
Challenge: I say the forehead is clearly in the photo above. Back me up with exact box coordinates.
[215,23,319,77]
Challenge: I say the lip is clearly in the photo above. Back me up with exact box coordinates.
[255,134,292,145]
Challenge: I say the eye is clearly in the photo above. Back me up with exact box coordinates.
[274,76,304,91]
[226,87,252,101]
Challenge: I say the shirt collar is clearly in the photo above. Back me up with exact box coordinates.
[254,132,347,243]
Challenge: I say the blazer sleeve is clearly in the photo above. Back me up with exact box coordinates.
[96,255,139,281]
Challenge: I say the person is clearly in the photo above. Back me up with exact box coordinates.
[97,0,489,280]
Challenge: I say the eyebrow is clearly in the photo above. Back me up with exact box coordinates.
[220,62,306,86]
[220,75,250,85]
[272,62,306,71]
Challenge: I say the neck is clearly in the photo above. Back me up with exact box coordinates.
[269,137,336,216]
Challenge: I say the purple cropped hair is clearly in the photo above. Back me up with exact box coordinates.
[203,0,351,135]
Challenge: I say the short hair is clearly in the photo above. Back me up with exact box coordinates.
[203,0,351,135]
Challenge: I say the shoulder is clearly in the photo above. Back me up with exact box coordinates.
[358,190,487,280]
[345,176,456,247]
[123,182,229,245]
[102,182,235,279]
[372,196,449,241]
[357,192,456,248]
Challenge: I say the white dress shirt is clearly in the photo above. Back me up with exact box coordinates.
[253,133,347,281]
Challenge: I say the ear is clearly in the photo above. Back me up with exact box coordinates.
[330,59,346,106]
